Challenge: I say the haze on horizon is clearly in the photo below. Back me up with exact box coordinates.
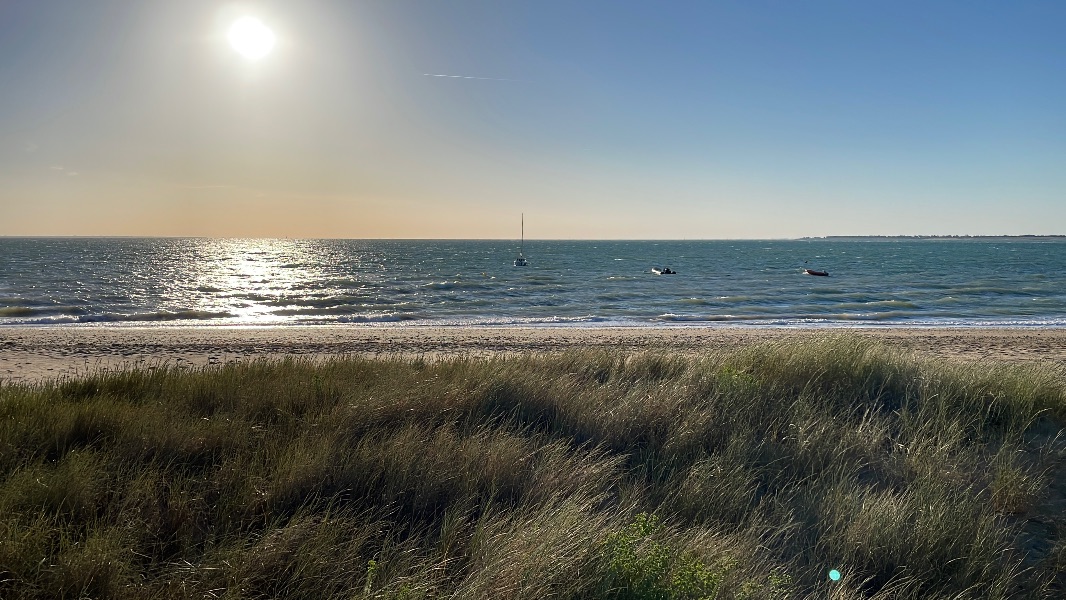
[1,0,1063,239]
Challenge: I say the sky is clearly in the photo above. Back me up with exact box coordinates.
[0,0,1063,239]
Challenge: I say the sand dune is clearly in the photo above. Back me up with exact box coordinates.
[3,325,1066,384]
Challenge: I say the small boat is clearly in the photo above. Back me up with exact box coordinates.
[803,268,830,277]
[652,267,676,275]
[513,214,528,267]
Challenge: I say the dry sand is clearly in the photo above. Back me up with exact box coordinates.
[2,325,1066,385]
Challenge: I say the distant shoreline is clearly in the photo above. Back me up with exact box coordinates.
[802,234,1066,240]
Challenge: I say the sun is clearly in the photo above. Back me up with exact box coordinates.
[228,17,275,60]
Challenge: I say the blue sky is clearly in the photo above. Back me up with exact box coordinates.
[1,0,1063,238]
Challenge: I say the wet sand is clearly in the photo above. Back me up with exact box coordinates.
[2,325,1066,384]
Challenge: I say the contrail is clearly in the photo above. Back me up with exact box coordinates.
[423,73,520,82]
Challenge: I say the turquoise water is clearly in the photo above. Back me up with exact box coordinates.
[2,237,1065,327]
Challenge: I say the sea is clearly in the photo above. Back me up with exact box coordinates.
[2,237,1066,328]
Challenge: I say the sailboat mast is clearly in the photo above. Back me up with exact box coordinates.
[513,214,529,266]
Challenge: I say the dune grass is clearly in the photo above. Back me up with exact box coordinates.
[1,335,1064,599]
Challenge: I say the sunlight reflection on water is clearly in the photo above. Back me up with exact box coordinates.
[3,238,1066,327]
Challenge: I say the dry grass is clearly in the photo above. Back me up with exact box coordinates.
[1,334,1064,598]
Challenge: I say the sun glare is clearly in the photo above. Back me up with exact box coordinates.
[228,17,275,60]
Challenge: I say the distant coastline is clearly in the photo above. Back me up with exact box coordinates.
[802,234,1066,240]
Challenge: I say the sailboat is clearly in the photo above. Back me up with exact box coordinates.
[513,214,528,267]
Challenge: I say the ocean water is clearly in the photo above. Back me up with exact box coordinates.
[2,237,1066,328]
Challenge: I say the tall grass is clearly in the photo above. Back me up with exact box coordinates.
[1,335,1064,598]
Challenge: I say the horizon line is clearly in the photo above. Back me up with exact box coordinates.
[2,234,1064,241]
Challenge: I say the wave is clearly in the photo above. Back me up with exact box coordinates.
[657,313,726,322]
[0,305,90,317]
[947,286,1044,297]
[0,306,40,317]
[262,295,403,309]
[272,304,415,317]
[519,276,561,286]
[136,310,235,321]
[4,309,235,325]
[333,313,425,323]
[7,309,1066,329]
[833,300,920,311]
[830,311,918,321]
[654,311,926,324]
[423,315,611,327]
[419,280,494,292]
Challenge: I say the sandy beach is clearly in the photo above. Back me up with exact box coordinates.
[1,325,1065,385]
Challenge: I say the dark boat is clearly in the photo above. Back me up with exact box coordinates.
[803,268,830,277]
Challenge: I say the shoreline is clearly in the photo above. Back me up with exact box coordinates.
[4,324,1066,384]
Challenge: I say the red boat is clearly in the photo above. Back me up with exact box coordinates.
[803,268,830,277]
